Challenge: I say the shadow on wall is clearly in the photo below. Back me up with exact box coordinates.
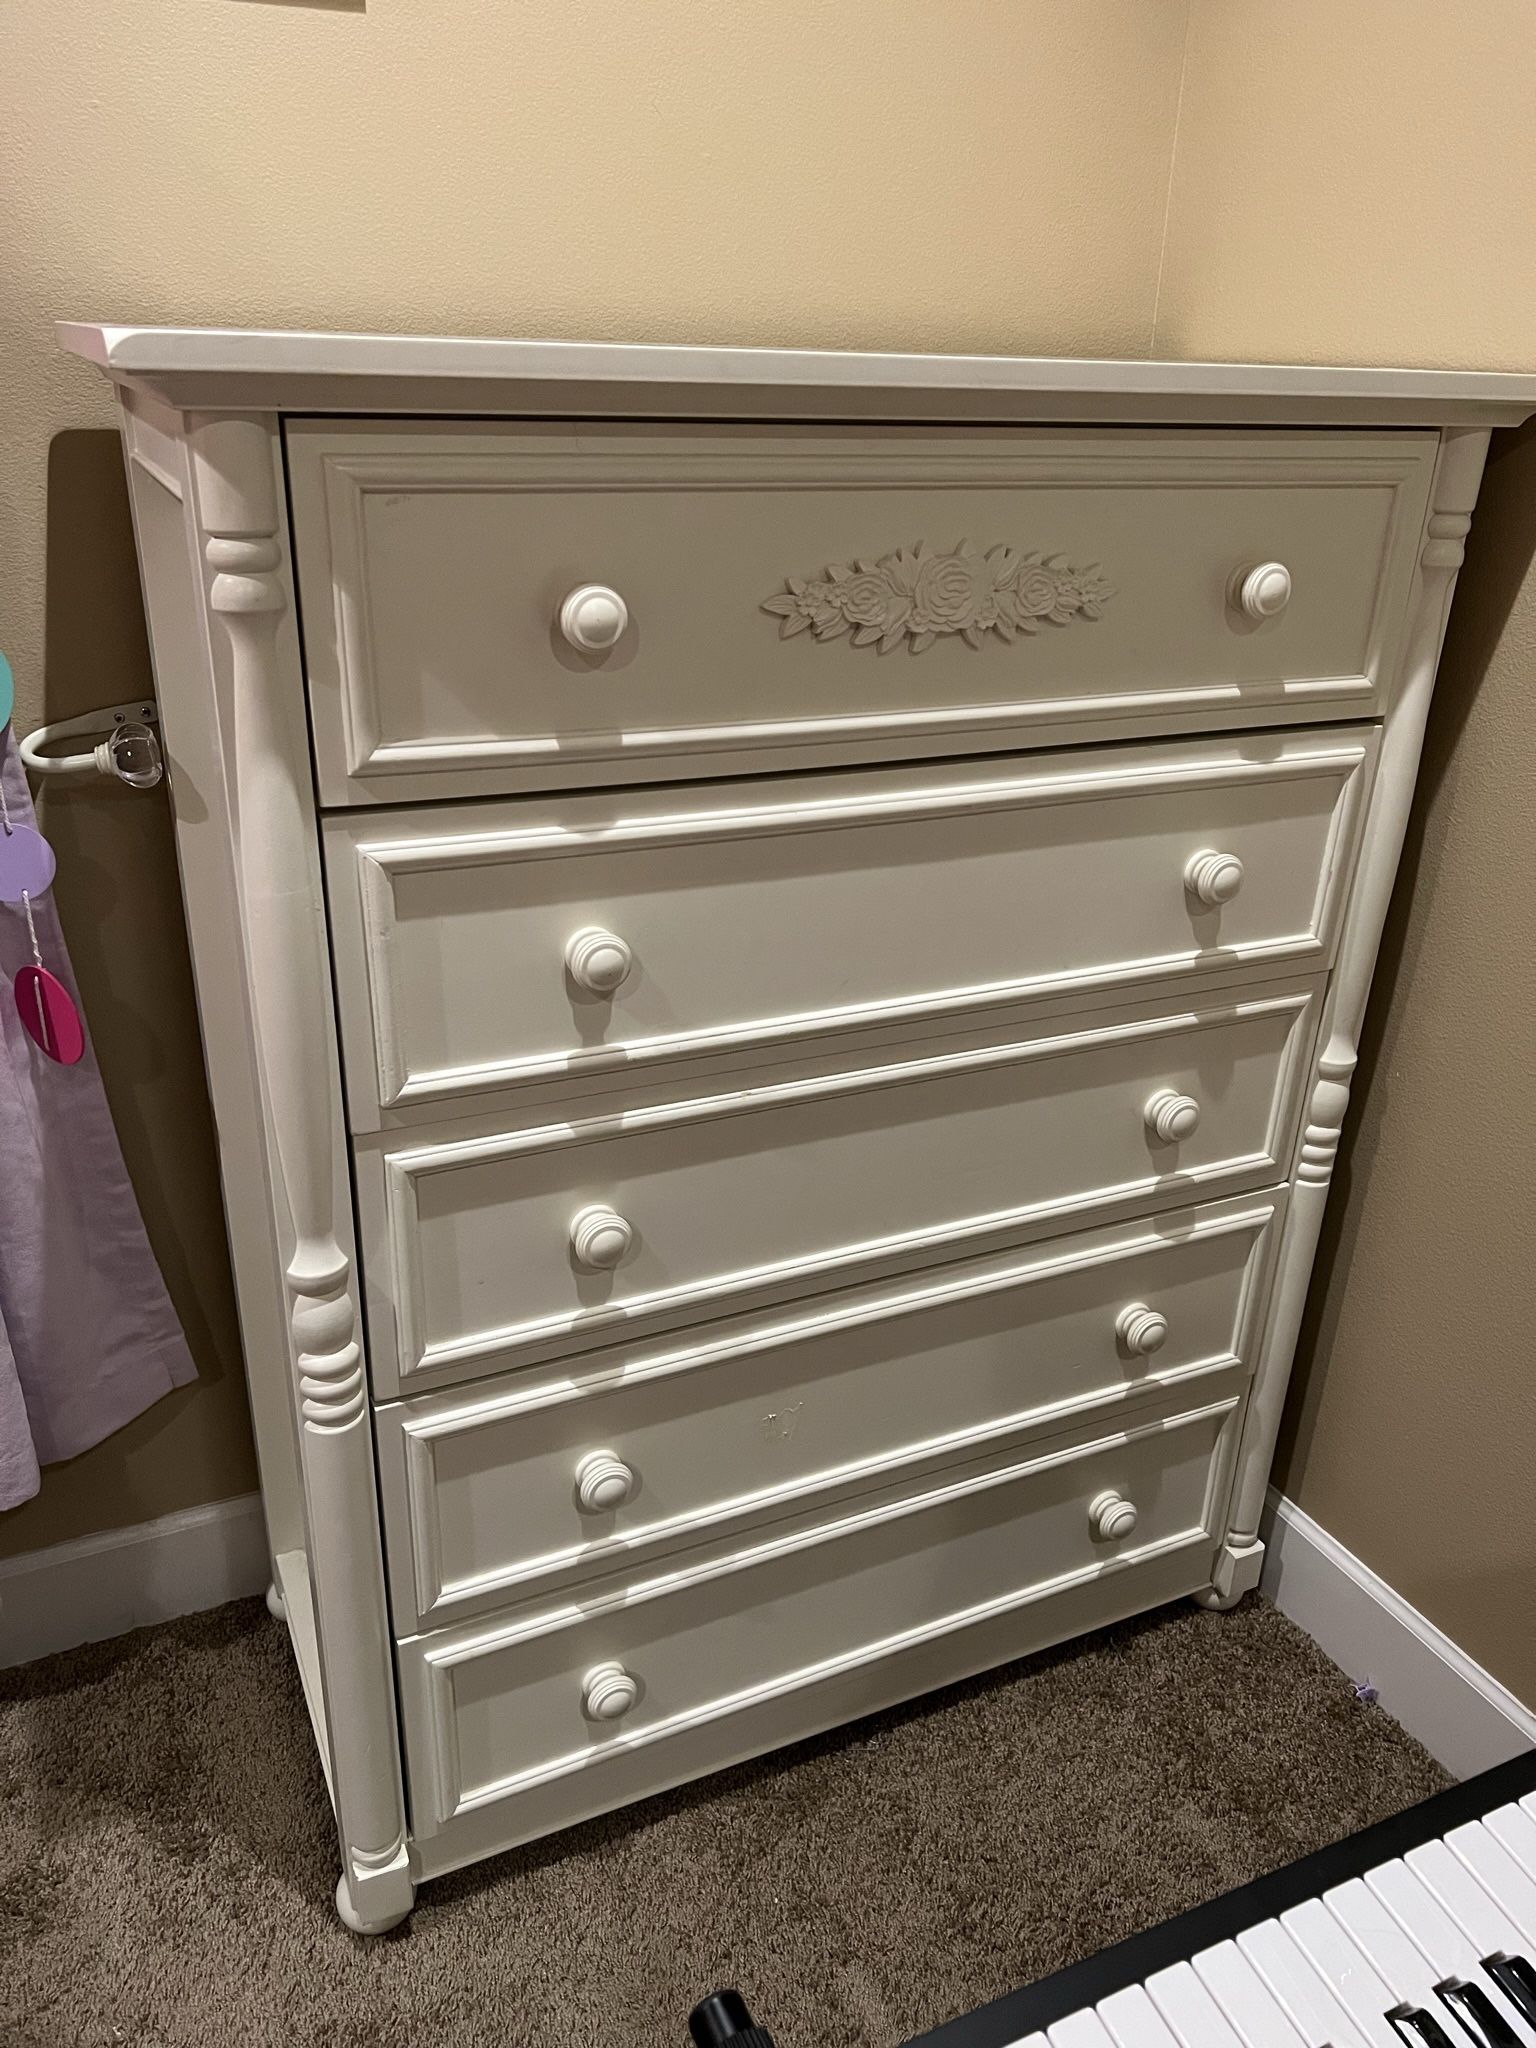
[0,432,255,1561]
[1280,416,1536,1485]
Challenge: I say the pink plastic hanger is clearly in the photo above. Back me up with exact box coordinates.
[1,652,87,1066]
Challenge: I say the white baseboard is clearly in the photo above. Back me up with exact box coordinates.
[0,1492,269,1669]
[1261,1489,1536,1779]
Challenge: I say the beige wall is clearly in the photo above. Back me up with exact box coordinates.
[1155,0,1536,372]
[1156,0,1536,1706]
[1,0,1532,1710]
[0,0,1191,1559]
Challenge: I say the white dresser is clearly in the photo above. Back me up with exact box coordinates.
[63,326,1536,1932]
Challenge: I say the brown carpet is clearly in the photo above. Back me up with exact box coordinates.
[1,1594,1448,2048]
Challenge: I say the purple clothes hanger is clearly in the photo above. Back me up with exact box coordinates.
[0,652,86,1065]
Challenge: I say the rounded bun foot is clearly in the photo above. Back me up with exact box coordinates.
[335,1873,411,1937]
[1193,1584,1245,1612]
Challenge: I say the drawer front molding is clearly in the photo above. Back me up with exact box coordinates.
[376,1193,1282,1627]
[327,731,1372,1123]
[398,1393,1241,1836]
[359,983,1320,1392]
[287,423,1434,803]
[761,540,1113,651]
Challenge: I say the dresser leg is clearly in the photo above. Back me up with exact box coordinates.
[335,1854,415,1937]
[265,1580,287,1622]
[1193,1536,1266,1612]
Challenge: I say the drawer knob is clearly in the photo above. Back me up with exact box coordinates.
[575,1450,637,1513]
[1184,848,1245,907]
[582,1661,639,1722]
[570,1204,634,1270]
[566,926,634,996]
[1116,1303,1169,1356]
[1090,1489,1140,1542]
[1235,560,1292,622]
[1145,1088,1201,1143]
[560,583,629,651]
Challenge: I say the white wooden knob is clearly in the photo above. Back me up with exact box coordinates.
[570,1204,634,1270]
[1184,849,1245,907]
[1089,1490,1139,1541]
[1235,561,1292,621]
[1116,1303,1169,1356]
[560,583,629,650]
[1145,1088,1201,1143]
[575,1450,636,1513]
[582,1661,639,1721]
[565,927,634,995]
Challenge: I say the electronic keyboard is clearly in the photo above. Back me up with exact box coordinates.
[906,1750,1536,2048]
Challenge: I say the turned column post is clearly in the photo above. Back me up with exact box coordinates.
[189,415,414,1932]
[1198,426,1491,1610]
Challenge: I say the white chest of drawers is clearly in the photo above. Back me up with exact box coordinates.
[63,325,1536,1933]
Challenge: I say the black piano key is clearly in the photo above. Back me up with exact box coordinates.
[1484,1958,1536,2032]
[1390,2003,1461,2048]
[1436,1977,1525,2048]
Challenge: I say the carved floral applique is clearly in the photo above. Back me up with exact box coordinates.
[762,541,1113,653]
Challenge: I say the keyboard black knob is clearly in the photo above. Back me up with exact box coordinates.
[688,1988,777,2048]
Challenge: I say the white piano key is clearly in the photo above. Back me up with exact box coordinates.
[1006,2035,1051,2048]
[1283,1895,1403,2048]
[1368,1855,1493,1979]
[1098,1984,1186,2048]
[1326,1876,1446,2014]
[1192,1938,1311,2048]
[1448,1821,1536,1948]
[1049,2010,1119,2048]
[1485,1804,1536,1889]
[1239,1916,1378,2048]
[1408,1840,1530,1961]
[1146,1961,1248,2048]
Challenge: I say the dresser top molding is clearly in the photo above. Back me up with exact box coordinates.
[58,324,1536,427]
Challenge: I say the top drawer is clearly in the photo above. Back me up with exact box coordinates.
[287,422,1435,805]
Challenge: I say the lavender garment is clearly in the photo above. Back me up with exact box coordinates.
[0,740,195,1512]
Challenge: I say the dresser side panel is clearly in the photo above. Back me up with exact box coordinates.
[117,391,303,1567]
